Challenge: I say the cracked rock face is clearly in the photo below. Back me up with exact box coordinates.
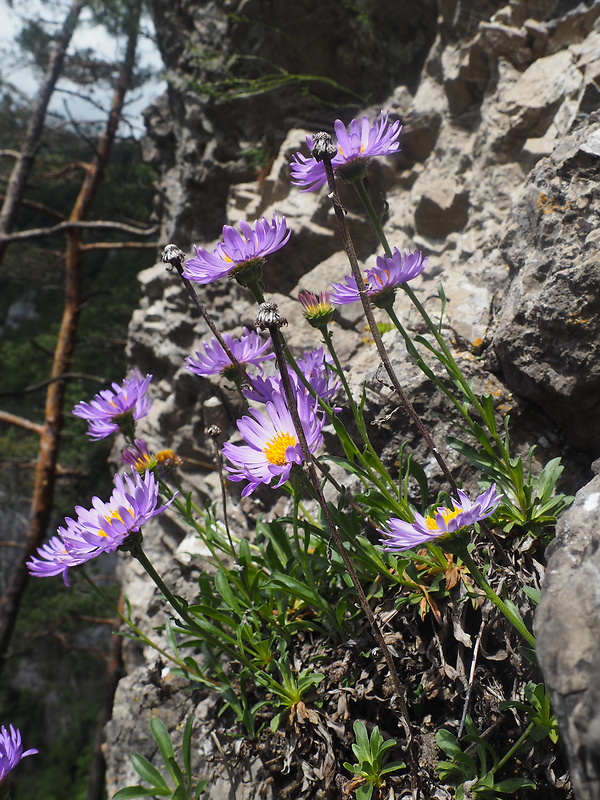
[493,114,600,451]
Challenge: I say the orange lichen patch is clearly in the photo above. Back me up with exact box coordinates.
[537,191,570,214]
[567,315,590,326]
[471,337,485,355]
[483,383,507,399]
[497,403,516,416]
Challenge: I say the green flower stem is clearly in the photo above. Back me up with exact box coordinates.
[278,329,408,517]
[354,173,506,458]
[117,413,137,447]
[128,536,260,669]
[164,246,252,384]
[321,328,370,444]
[399,284,528,515]
[493,722,535,774]
[353,175,507,455]
[158,478,259,614]
[320,328,408,511]
[262,312,415,753]
[242,280,266,305]
[0,779,12,800]
[128,539,194,628]
[320,152,459,496]
[354,177,528,515]
[353,176,393,257]
[78,568,219,686]
[168,494,255,608]
[453,543,536,649]
[297,498,318,526]
[385,305,469,413]
[385,305,504,464]
[207,425,237,557]
[403,283,507,452]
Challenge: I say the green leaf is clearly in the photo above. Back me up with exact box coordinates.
[150,718,175,763]
[265,573,328,612]
[182,717,194,782]
[356,781,374,800]
[130,754,170,793]
[269,709,287,732]
[214,569,243,614]
[112,786,165,799]
[493,777,536,793]
[380,761,406,775]
[435,729,461,758]
[522,586,541,605]
[166,756,184,790]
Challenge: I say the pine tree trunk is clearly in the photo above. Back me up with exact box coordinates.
[0,0,143,673]
[0,0,84,263]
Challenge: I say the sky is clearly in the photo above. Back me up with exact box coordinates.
[0,0,167,137]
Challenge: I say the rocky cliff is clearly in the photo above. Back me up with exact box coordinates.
[104,1,600,797]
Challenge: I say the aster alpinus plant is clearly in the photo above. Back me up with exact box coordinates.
[24,109,575,799]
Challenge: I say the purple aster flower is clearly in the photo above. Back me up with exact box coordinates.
[330,249,427,306]
[27,471,176,585]
[222,390,324,497]
[121,438,154,472]
[185,327,274,378]
[182,214,291,286]
[72,369,153,441]
[380,486,502,553]
[298,290,335,328]
[242,373,281,404]
[0,724,38,783]
[121,439,183,474]
[290,112,402,192]
[243,348,340,406]
[295,347,341,403]
[25,530,92,586]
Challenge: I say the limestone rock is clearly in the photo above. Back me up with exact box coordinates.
[413,178,470,238]
[536,465,600,800]
[493,113,600,451]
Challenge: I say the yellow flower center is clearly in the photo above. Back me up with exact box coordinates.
[338,144,365,158]
[425,506,461,530]
[373,269,390,287]
[156,449,181,466]
[134,453,155,472]
[263,431,297,466]
[98,508,132,537]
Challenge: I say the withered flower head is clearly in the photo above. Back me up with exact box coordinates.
[255,302,288,331]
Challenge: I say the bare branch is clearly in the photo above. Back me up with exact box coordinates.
[0,0,85,263]
[0,220,158,243]
[0,372,106,399]
[0,411,44,435]
[0,196,66,221]
[81,240,158,252]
